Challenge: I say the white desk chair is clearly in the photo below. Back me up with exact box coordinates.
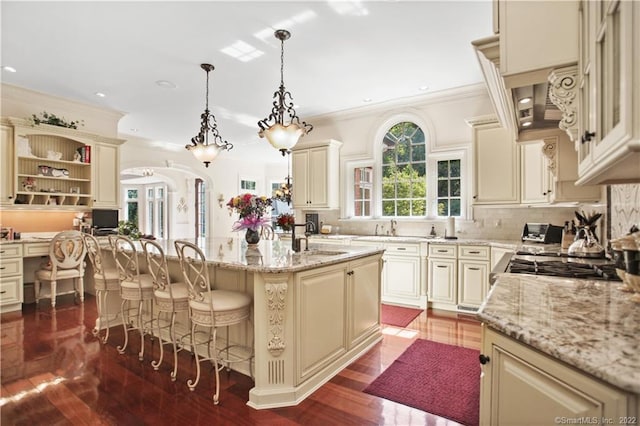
[34,230,86,308]
[82,233,120,344]
[174,240,253,405]
[108,234,154,361]
[141,239,190,381]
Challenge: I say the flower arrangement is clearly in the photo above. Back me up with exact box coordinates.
[276,213,295,231]
[227,193,272,231]
[30,111,84,129]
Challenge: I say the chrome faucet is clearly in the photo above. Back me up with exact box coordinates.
[292,221,316,252]
[390,219,397,236]
[375,223,379,236]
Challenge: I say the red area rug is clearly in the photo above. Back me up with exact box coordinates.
[381,303,423,327]
[364,339,481,426]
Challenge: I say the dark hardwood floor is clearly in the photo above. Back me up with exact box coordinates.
[1,295,481,425]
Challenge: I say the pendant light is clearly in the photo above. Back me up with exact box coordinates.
[258,29,313,156]
[185,63,233,167]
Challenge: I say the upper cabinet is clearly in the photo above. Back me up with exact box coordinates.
[575,0,640,184]
[291,139,342,210]
[1,117,125,210]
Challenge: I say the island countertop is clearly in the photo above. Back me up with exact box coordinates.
[478,274,640,394]
[136,237,384,274]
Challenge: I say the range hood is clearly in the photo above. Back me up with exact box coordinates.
[472,35,564,142]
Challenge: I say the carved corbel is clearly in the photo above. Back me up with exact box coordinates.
[542,138,558,176]
[264,281,288,356]
[548,65,578,142]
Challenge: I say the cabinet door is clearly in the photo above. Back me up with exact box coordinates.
[291,149,309,209]
[349,256,381,348]
[458,260,489,308]
[481,327,633,425]
[382,254,421,304]
[92,142,120,208]
[428,258,457,304]
[520,142,550,204]
[0,125,15,205]
[307,147,328,208]
[473,123,519,204]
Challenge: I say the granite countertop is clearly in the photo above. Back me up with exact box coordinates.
[136,237,384,274]
[478,274,640,394]
[310,233,519,247]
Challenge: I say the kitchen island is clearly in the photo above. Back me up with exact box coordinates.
[133,237,385,409]
[478,273,640,424]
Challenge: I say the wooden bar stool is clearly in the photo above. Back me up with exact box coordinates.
[174,240,253,405]
[141,239,190,381]
[108,234,154,361]
[82,233,120,344]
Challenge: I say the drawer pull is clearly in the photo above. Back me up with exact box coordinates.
[437,265,447,268]
[437,249,448,253]
[396,247,407,251]
[469,267,480,271]
[0,290,6,294]
[0,267,5,270]
[0,250,5,254]
[468,251,481,254]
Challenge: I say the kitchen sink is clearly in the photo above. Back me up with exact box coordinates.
[355,235,426,242]
[293,249,348,258]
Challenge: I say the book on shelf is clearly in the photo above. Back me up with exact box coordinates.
[75,145,91,163]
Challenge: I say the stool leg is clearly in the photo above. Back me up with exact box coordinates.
[34,277,40,305]
[212,327,220,405]
[137,300,145,361]
[50,280,57,308]
[92,290,102,337]
[117,299,129,354]
[170,311,178,381]
[151,309,164,371]
[187,322,200,391]
[102,290,111,344]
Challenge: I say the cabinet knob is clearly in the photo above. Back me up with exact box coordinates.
[473,195,477,199]
[8,196,13,200]
[581,130,596,144]
[479,354,490,365]
[347,270,354,276]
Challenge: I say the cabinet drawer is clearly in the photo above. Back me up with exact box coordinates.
[23,242,49,257]
[428,244,457,258]
[458,245,490,260]
[0,258,23,277]
[384,243,420,255]
[0,244,23,259]
[0,276,23,305]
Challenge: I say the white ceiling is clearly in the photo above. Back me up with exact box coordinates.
[1,1,493,161]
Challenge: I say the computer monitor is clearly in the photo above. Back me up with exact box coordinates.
[92,209,119,230]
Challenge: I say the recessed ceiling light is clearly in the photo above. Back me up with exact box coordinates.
[155,80,177,89]
[519,97,532,104]
[2,66,17,73]
[95,92,106,98]
[130,128,139,133]
[419,86,429,91]
[522,121,532,127]
[363,98,372,103]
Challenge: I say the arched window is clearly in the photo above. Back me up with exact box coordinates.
[381,122,427,216]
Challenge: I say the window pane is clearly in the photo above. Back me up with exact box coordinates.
[147,188,153,198]
[157,188,164,197]
[412,199,426,215]
[438,199,448,216]
[411,181,426,198]
[397,180,410,198]
[438,161,449,178]
[382,148,395,165]
[127,201,138,226]
[397,140,410,163]
[450,199,461,216]
[127,189,138,199]
[451,179,461,196]
[396,200,410,216]
[382,200,395,216]
[450,160,461,177]
[412,162,426,176]
[411,144,425,162]
[382,182,395,198]
[438,180,449,197]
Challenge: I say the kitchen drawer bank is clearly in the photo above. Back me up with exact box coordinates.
[310,235,518,311]
[478,274,640,424]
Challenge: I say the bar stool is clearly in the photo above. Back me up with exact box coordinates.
[82,233,120,344]
[108,234,154,361]
[34,230,86,308]
[174,240,253,405]
[140,239,190,381]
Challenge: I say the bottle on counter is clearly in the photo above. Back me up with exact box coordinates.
[561,221,574,249]
[430,225,437,237]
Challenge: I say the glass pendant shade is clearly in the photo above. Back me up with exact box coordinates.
[187,142,222,166]
[260,123,305,152]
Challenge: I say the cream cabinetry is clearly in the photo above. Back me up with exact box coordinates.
[0,243,23,314]
[428,244,457,307]
[576,0,640,184]
[291,139,342,210]
[294,254,381,383]
[457,245,490,310]
[2,117,124,209]
[92,142,120,208]
[490,245,515,270]
[352,239,427,309]
[480,325,636,425]
[520,141,551,204]
[1,124,15,205]
[469,117,520,204]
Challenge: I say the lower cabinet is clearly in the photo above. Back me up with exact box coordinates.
[480,325,637,425]
[0,243,24,314]
[428,258,457,305]
[458,260,489,308]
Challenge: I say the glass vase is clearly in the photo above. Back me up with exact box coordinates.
[245,228,260,246]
